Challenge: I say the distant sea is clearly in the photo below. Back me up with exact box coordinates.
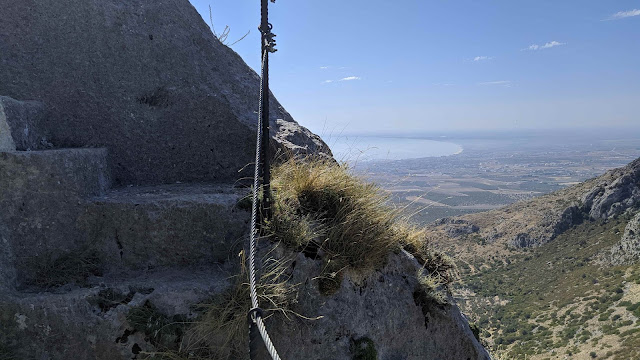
[327,135,463,162]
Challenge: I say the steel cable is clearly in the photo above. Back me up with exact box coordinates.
[247,47,282,360]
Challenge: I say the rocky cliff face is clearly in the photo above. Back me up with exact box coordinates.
[582,158,640,220]
[263,251,490,360]
[606,212,640,265]
[0,148,489,359]
[0,1,489,359]
[0,0,330,186]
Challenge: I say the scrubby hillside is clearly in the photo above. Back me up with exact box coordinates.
[423,157,640,359]
[464,214,640,359]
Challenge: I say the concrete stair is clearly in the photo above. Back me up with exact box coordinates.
[1,148,250,289]
[0,149,111,289]
[1,265,234,359]
[1,147,251,358]
[84,184,250,273]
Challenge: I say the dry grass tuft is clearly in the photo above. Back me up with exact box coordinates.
[269,159,402,269]
[21,248,102,289]
[268,158,457,292]
[179,250,295,359]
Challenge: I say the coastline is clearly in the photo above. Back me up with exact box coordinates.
[328,135,464,162]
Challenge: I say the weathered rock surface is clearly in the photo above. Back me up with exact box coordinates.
[0,146,488,360]
[0,148,250,359]
[0,102,15,152]
[0,148,250,289]
[0,96,50,152]
[0,2,488,358]
[262,251,491,360]
[82,183,250,274]
[0,266,233,360]
[606,211,640,265]
[581,158,640,219]
[0,0,330,186]
[0,149,111,289]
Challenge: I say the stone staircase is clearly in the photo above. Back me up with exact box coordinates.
[0,147,250,359]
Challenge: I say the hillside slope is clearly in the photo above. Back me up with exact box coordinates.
[426,157,640,262]
[425,157,640,359]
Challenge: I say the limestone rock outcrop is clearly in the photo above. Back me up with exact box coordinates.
[581,158,640,220]
[262,250,491,359]
[0,0,330,186]
[0,1,490,358]
[606,211,640,265]
[0,148,250,358]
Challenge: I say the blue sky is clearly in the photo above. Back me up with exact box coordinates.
[189,0,639,135]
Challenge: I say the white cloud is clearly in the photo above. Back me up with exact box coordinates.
[473,56,493,61]
[322,76,361,84]
[524,41,565,51]
[319,66,329,70]
[479,80,512,87]
[607,9,640,20]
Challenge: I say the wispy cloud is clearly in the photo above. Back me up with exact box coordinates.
[322,76,361,84]
[524,41,565,51]
[319,66,329,70]
[478,80,512,87]
[433,83,455,86]
[473,56,493,61]
[606,9,640,20]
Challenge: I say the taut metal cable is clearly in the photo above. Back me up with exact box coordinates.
[247,1,280,359]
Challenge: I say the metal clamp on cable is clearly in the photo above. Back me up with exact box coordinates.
[248,307,265,324]
[259,23,277,53]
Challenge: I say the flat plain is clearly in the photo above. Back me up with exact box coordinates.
[353,130,640,225]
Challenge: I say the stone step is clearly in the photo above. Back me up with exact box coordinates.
[0,96,49,152]
[0,149,111,290]
[83,184,250,274]
[1,265,234,360]
[0,148,111,199]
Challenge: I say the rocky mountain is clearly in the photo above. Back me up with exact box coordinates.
[427,157,640,260]
[424,157,640,359]
[0,0,330,186]
[0,1,488,359]
[606,212,640,265]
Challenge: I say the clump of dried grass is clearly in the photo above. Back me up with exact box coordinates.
[268,158,457,293]
[179,250,295,359]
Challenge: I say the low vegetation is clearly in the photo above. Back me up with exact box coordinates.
[268,158,457,294]
[350,336,378,360]
[458,213,640,359]
[141,158,456,359]
[20,248,102,289]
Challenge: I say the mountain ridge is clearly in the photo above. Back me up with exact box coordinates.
[426,156,640,359]
[426,157,640,262]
